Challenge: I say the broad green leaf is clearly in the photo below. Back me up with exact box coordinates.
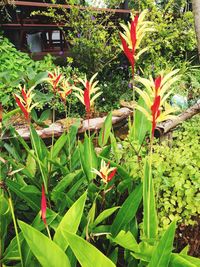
[98,112,112,147]
[64,232,116,267]
[18,221,71,267]
[92,207,120,227]
[149,221,176,267]
[52,133,68,159]
[6,180,40,211]
[51,170,82,202]
[180,245,189,255]
[111,183,142,237]
[179,255,200,266]
[54,192,87,251]
[79,134,97,181]
[109,230,139,252]
[39,109,51,122]
[109,248,118,265]
[131,96,151,144]
[109,133,120,164]
[169,254,196,267]
[87,200,96,225]
[132,242,154,262]
[26,150,36,177]
[143,159,158,241]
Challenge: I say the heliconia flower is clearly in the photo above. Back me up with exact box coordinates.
[14,85,38,121]
[41,184,47,225]
[92,160,117,184]
[84,83,90,113]
[58,78,73,102]
[120,10,154,74]
[134,69,180,136]
[47,68,63,93]
[74,73,102,114]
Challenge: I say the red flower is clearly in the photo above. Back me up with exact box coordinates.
[41,184,47,226]
[14,85,37,121]
[84,80,90,114]
[120,15,138,74]
[92,160,117,184]
[48,68,63,93]
[154,75,162,96]
[151,95,161,136]
[15,95,29,120]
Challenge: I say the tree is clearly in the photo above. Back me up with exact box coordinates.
[192,0,200,60]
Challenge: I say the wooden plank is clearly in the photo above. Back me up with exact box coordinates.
[12,1,131,14]
[0,23,68,28]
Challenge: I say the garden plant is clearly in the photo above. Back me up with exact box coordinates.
[0,3,200,267]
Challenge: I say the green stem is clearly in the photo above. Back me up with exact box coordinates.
[8,196,24,267]
[30,125,47,193]
[45,224,52,240]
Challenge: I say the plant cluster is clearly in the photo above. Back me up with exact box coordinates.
[0,6,200,267]
[0,34,55,109]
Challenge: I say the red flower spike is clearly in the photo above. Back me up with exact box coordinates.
[21,87,28,101]
[154,76,162,95]
[120,34,135,72]
[54,74,62,89]
[107,168,117,182]
[84,87,90,114]
[48,73,54,79]
[151,95,161,136]
[15,95,29,120]
[41,184,47,226]
[130,15,138,50]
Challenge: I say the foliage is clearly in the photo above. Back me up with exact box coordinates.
[0,34,55,109]
[122,116,200,231]
[32,6,121,74]
[153,116,200,229]
[136,8,197,76]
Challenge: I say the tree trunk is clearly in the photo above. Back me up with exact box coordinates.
[192,0,200,61]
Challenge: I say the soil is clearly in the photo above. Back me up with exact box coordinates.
[175,218,200,257]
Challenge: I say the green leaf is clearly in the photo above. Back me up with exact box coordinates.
[26,150,36,177]
[52,133,68,159]
[53,192,87,251]
[6,180,40,211]
[109,230,139,252]
[79,134,97,181]
[180,245,189,255]
[92,207,120,227]
[149,221,176,267]
[39,109,51,122]
[64,232,116,267]
[51,170,82,202]
[179,255,200,266]
[111,183,142,237]
[169,254,196,267]
[18,221,71,267]
[131,96,151,144]
[87,200,96,225]
[98,112,112,147]
[143,159,158,241]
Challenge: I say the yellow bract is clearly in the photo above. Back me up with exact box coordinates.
[134,69,181,123]
[120,9,154,60]
[73,73,102,107]
[15,85,38,113]
[92,159,116,184]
